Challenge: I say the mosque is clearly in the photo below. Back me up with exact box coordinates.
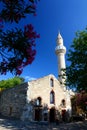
[0,33,74,122]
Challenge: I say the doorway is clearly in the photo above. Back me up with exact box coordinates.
[35,108,42,121]
[62,109,66,122]
[49,108,55,122]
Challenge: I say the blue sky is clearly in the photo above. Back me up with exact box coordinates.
[0,0,87,81]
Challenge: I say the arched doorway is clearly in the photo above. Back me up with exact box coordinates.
[35,108,42,121]
[62,109,66,122]
[49,108,55,122]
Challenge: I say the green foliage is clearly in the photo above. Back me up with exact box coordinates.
[65,28,87,91]
[0,77,24,90]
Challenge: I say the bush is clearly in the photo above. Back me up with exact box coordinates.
[70,115,85,122]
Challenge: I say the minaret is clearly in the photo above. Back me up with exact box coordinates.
[55,32,66,88]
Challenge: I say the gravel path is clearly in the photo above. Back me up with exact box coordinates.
[0,117,87,130]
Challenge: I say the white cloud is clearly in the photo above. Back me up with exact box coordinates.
[24,75,37,82]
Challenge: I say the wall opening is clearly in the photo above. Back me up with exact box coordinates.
[50,91,55,104]
[49,108,55,122]
[35,108,42,121]
[9,107,12,116]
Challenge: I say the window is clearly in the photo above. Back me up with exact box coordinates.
[61,99,66,106]
[50,78,54,87]
[50,91,55,104]
[36,97,42,106]
[9,107,12,116]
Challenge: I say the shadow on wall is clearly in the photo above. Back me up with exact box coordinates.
[22,97,68,123]
[0,82,28,119]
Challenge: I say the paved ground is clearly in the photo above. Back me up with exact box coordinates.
[0,117,87,130]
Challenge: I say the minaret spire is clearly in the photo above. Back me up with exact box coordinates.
[57,32,63,45]
[55,32,66,90]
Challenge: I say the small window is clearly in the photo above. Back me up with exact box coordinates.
[50,78,54,87]
[36,97,42,106]
[61,99,66,106]
[50,91,55,104]
[9,107,12,116]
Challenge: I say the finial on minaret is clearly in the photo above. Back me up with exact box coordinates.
[56,32,63,45]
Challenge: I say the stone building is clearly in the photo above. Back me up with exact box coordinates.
[0,74,72,122]
[21,74,72,122]
[0,33,74,122]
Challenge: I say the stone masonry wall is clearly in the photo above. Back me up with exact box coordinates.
[27,74,66,109]
[0,82,28,119]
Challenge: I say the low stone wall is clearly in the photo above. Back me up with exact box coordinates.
[0,82,28,119]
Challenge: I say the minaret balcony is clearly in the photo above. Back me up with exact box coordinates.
[55,45,66,54]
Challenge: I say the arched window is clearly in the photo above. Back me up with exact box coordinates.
[61,99,66,106]
[50,78,54,87]
[36,97,42,106]
[50,91,55,104]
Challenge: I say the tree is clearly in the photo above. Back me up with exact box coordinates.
[71,91,87,114]
[0,0,40,75]
[0,76,25,90]
[65,28,87,92]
